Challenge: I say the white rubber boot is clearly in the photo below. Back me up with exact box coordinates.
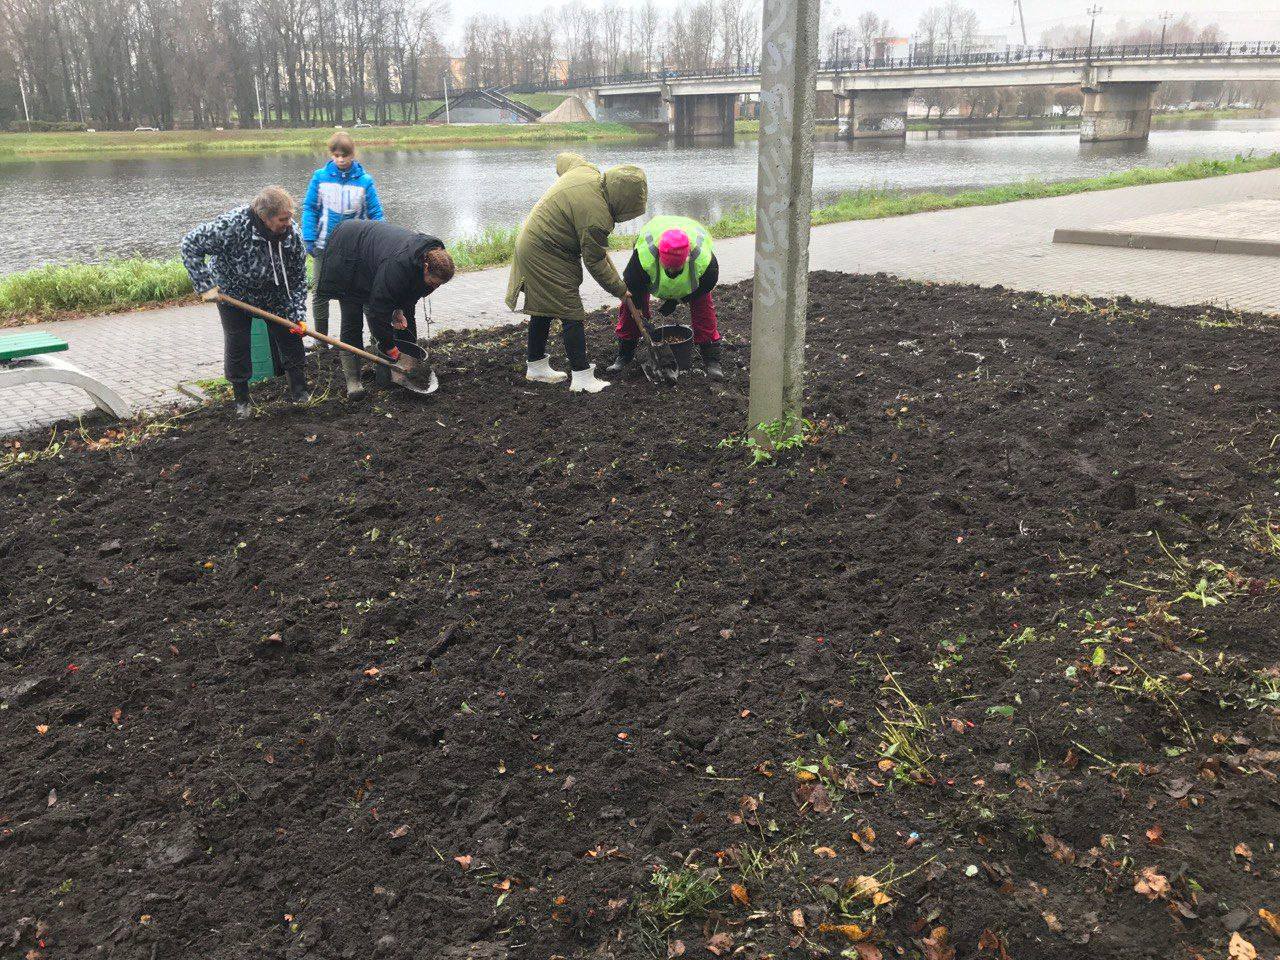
[526,355,568,384]
[569,364,610,394]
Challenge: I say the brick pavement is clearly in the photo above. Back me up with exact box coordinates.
[3,168,1278,437]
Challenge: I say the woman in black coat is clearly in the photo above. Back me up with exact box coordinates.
[314,219,455,397]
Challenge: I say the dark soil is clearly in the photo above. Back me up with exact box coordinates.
[2,273,1279,960]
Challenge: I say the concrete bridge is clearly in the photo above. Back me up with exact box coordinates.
[560,40,1280,143]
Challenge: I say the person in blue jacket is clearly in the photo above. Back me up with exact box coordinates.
[301,131,385,337]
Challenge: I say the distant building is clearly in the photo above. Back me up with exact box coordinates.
[874,36,911,62]
[969,33,1010,53]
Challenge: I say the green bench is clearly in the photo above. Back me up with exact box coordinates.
[1,331,132,420]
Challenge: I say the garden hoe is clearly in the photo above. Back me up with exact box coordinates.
[213,293,438,396]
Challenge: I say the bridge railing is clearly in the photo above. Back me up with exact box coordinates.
[539,39,1280,90]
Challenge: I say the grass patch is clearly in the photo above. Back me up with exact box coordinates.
[5,152,1276,325]
[908,116,1078,131]
[1154,108,1269,121]
[0,257,193,323]
[509,92,571,113]
[450,226,521,272]
[0,120,641,162]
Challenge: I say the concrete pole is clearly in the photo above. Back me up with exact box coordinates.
[747,0,820,433]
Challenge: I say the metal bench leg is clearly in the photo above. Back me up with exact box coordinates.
[0,355,133,420]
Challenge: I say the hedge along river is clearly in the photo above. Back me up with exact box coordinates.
[5,117,1278,275]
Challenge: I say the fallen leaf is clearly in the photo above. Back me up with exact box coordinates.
[1134,866,1170,900]
[872,891,892,906]
[853,825,876,851]
[705,932,733,956]
[1233,842,1253,860]
[47,789,57,807]
[35,724,49,736]
[730,883,749,906]
[1042,833,1077,864]
[667,941,686,959]
[1042,911,1063,933]
[363,667,380,677]
[1228,932,1257,960]
[1145,824,1164,845]
[790,908,806,929]
[389,824,410,839]
[793,782,833,814]
[848,946,883,960]
[111,707,122,725]
[817,921,869,942]
[977,929,1011,959]
[493,878,511,891]
[813,846,837,858]
[920,925,955,960]
[1258,908,1280,937]
[454,854,473,870]
[849,875,881,900]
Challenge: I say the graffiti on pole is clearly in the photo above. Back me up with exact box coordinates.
[747,0,819,430]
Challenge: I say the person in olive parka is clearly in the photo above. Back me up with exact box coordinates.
[505,152,647,394]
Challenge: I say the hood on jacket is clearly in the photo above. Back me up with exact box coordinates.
[603,165,648,224]
[324,159,366,181]
[555,152,587,177]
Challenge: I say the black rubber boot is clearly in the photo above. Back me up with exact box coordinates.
[286,369,311,404]
[605,340,636,374]
[232,381,252,419]
[700,341,724,380]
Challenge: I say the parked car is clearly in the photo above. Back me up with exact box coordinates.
[133,126,159,132]
[353,121,375,128]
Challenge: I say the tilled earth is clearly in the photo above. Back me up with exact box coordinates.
[2,273,1279,960]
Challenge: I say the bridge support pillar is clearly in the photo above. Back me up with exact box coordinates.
[843,89,910,139]
[1080,81,1158,143]
[673,94,736,141]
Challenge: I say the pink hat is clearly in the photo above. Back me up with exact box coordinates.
[658,229,691,270]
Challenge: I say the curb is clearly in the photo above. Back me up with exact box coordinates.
[1052,228,1280,258]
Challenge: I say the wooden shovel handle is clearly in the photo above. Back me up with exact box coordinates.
[623,294,657,349]
[213,292,397,370]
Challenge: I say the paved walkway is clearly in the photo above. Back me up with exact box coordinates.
[4,168,1279,436]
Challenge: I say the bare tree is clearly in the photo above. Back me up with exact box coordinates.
[854,11,881,63]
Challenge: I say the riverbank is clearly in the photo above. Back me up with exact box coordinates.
[733,108,1269,135]
[0,119,640,161]
[2,152,1276,326]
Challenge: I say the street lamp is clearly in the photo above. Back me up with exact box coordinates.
[1086,5,1102,59]
[1158,11,1173,48]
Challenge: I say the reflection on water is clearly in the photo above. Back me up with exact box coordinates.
[6,119,1278,274]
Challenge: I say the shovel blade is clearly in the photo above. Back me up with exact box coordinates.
[390,366,438,396]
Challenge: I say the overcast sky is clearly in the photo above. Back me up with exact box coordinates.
[442,0,1280,48]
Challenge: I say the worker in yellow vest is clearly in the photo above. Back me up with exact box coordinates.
[607,214,723,380]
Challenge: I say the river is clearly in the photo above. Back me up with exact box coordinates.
[4,118,1277,275]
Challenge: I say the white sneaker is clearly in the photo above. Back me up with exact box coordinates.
[569,364,611,394]
[526,355,568,384]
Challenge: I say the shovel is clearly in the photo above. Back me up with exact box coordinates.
[623,296,681,386]
[213,293,438,396]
